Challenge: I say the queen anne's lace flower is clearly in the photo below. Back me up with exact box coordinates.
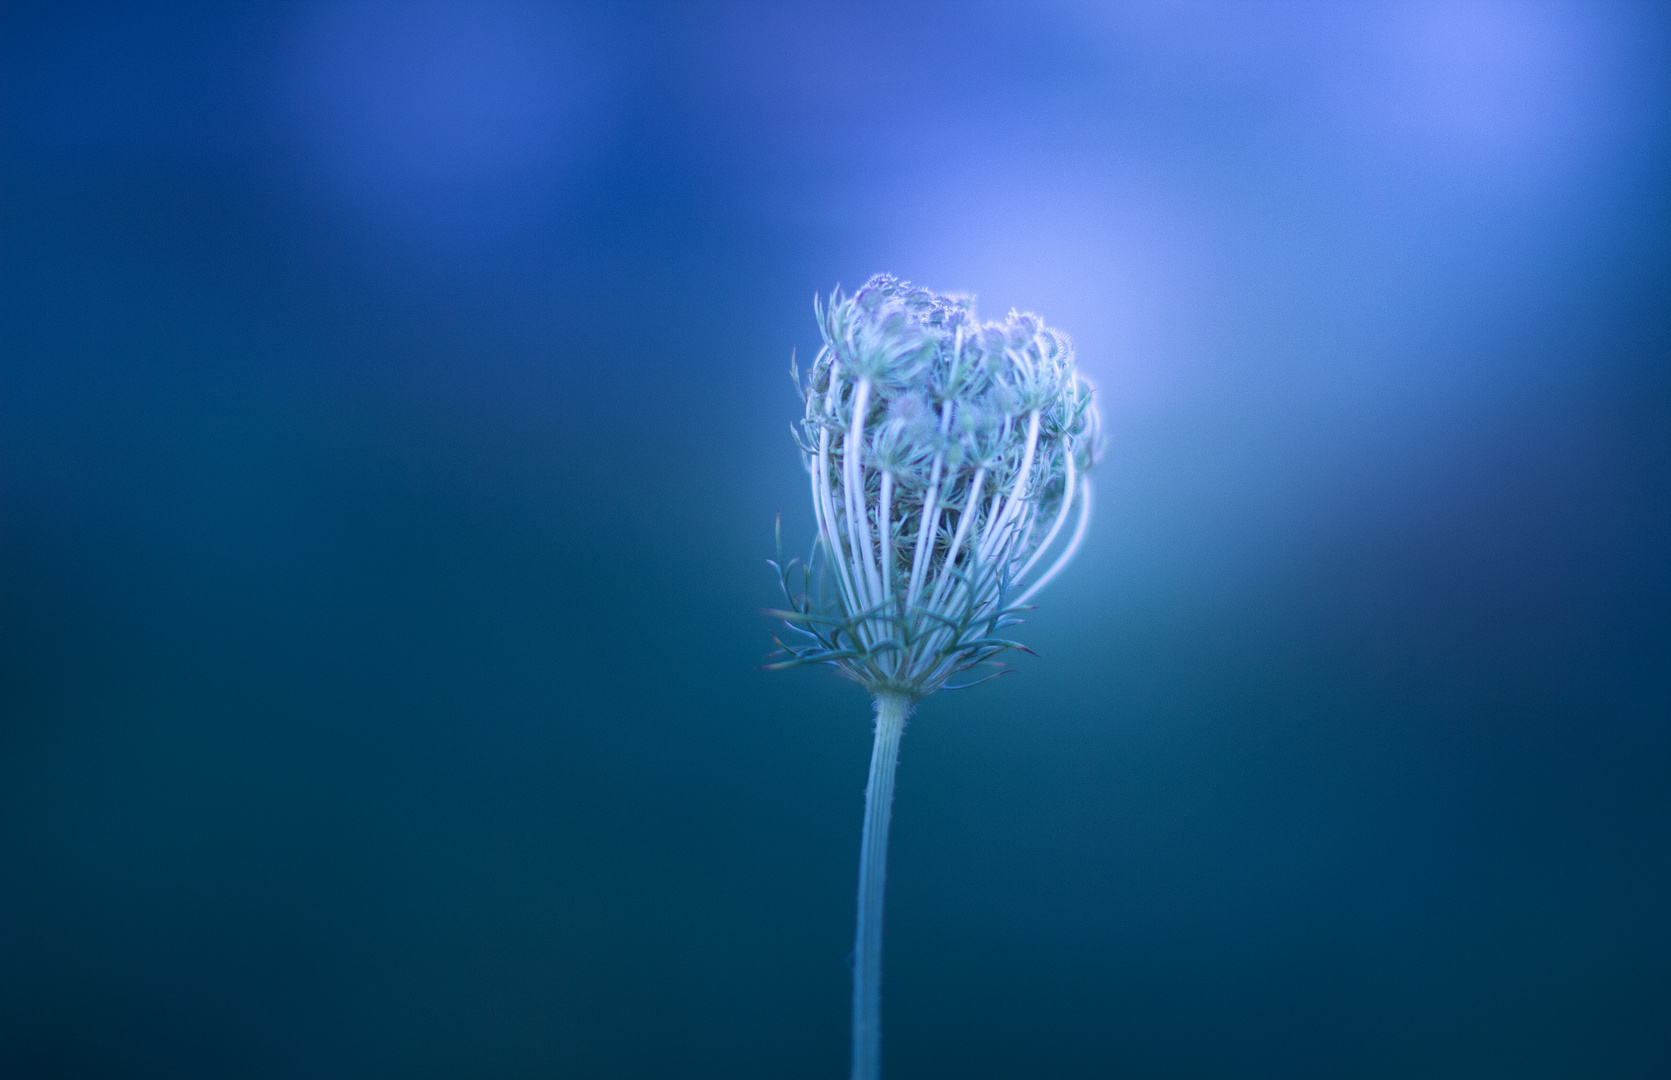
[769,274,1101,698]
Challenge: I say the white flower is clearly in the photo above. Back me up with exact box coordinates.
[769,274,1100,697]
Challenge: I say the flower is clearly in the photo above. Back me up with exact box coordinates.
[768,274,1100,698]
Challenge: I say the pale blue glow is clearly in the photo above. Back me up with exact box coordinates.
[275,0,622,240]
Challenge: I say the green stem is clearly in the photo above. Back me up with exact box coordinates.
[851,691,913,1080]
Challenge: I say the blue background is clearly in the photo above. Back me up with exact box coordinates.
[3,2,1669,1076]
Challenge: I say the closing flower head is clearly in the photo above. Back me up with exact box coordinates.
[769,274,1100,698]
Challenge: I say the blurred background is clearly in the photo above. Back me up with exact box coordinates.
[3,1,1669,1076]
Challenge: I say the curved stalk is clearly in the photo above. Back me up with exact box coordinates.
[1011,445,1077,586]
[905,402,955,609]
[977,410,1040,564]
[1012,478,1093,608]
[852,691,913,1080]
[845,379,882,610]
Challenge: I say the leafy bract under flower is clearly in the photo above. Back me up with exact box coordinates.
[768,275,1100,697]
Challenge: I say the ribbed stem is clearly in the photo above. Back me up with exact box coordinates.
[851,691,913,1080]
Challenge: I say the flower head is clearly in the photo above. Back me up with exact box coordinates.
[769,275,1100,697]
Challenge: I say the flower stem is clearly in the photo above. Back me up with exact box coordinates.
[852,690,913,1080]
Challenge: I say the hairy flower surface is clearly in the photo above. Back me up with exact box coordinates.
[769,274,1100,697]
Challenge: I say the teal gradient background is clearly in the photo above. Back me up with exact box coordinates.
[3,2,1669,1076]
